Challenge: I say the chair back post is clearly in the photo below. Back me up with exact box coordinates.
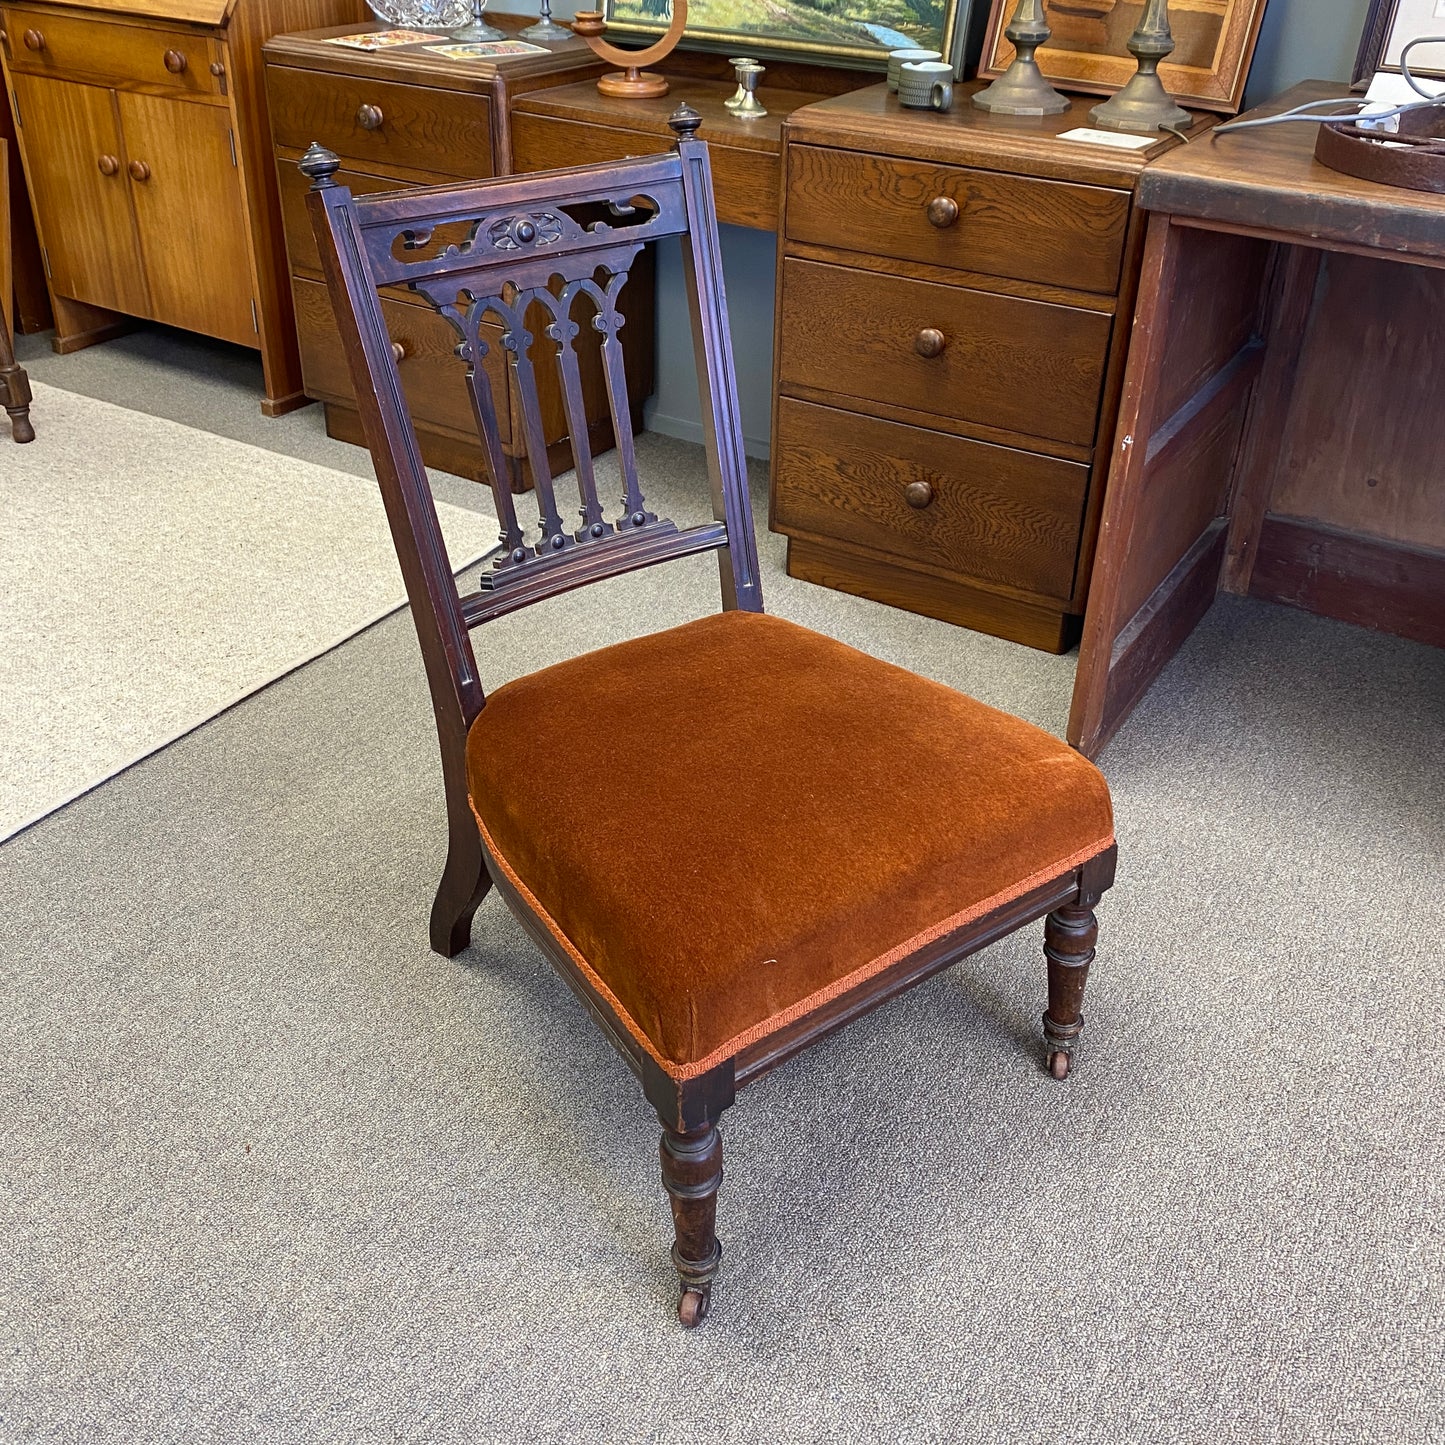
[301,142,487,770]
[670,108,763,615]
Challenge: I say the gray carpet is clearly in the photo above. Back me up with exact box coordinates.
[4,326,1443,1444]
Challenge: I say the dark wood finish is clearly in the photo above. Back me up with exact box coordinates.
[1070,82,1445,757]
[659,1122,722,1328]
[0,0,368,411]
[1249,519,1445,650]
[1042,904,1096,1080]
[770,83,1210,653]
[265,20,649,484]
[305,122,1114,1325]
[0,133,35,440]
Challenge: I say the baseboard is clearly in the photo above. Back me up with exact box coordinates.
[643,403,771,462]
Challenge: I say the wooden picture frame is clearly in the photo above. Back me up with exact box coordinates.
[1352,0,1445,87]
[602,0,968,70]
[980,0,1269,113]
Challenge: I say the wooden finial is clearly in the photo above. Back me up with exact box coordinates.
[299,142,342,188]
[667,103,703,141]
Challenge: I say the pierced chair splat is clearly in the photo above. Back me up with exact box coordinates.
[303,108,1118,1329]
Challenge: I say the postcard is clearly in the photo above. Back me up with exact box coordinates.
[425,39,551,60]
[326,29,448,50]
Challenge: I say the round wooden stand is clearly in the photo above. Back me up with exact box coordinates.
[571,3,688,100]
[1315,105,1445,195]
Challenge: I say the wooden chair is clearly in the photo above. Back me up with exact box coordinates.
[303,110,1117,1328]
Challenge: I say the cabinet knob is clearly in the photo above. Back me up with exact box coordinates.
[356,103,384,131]
[97,153,119,176]
[904,480,935,509]
[390,341,406,364]
[22,27,44,49]
[128,159,151,182]
[914,327,946,359]
[926,196,959,229]
[163,47,187,73]
[209,60,225,77]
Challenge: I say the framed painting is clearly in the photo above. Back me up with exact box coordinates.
[979,0,1269,113]
[601,0,968,69]
[1352,0,1445,87]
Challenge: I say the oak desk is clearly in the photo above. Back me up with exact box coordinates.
[509,58,869,231]
[1069,81,1445,757]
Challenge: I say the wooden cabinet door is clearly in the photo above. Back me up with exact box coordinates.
[116,91,255,346]
[7,73,147,316]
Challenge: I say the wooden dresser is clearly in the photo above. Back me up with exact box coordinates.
[0,0,365,413]
[265,23,653,487]
[770,85,1209,652]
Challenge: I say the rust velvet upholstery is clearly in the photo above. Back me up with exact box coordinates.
[466,611,1113,1078]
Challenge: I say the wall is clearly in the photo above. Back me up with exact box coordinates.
[512,0,1372,458]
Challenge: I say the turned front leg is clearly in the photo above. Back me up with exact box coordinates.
[659,1121,723,1328]
[1043,904,1098,1080]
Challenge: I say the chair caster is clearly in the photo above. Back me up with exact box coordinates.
[1047,1050,1071,1080]
[678,1287,711,1328]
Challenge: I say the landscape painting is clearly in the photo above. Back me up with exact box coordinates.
[602,0,962,66]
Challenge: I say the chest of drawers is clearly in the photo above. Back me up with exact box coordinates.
[265,23,652,489]
[770,85,1206,652]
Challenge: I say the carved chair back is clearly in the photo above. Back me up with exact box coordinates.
[302,110,762,756]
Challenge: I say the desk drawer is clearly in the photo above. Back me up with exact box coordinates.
[1,7,224,97]
[773,397,1086,601]
[778,257,1111,449]
[277,150,409,277]
[786,144,1130,296]
[267,65,493,178]
[293,275,510,443]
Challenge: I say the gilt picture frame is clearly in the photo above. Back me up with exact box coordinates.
[979,0,1269,113]
[1352,0,1445,88]
[600,0,968,70]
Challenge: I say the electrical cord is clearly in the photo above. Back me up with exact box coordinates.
[1212,34,1445,138]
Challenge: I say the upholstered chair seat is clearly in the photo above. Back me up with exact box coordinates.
[467,610,1114,1079]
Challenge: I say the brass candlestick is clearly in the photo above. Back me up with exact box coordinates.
[974,0,1068,115]
[571,1,688,99]
[1090,0,1192,131]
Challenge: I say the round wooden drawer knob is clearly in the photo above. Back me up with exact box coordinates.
[356,103,384,131]
[97,154,120,176]
[209,61,225,78]
[128,159,151,182]
[926,196,959,228]
[22,27,44,49]
[914,327,946,359]
[904,480,935,509]
[390,341,406,364]
[163,48,187,73]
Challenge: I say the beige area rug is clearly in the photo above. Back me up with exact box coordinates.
[1,382,493,843]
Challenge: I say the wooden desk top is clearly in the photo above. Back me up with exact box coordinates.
[263,16,602,91]
[787,82,1212,189]
[1138,81,1445,260]
[509,74,839,228]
